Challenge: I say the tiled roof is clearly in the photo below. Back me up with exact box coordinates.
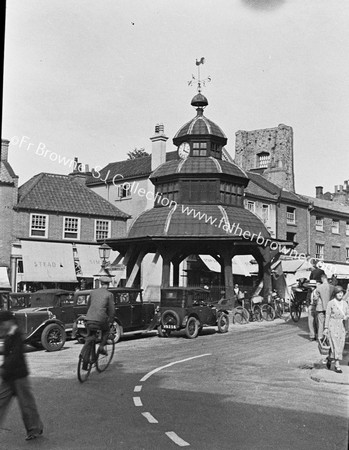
[128,204,270,239]
[300,195,349,215]
[86,151,178,186]
[150,157,248,180]
[0,161,18,184]
[17,173,130,219]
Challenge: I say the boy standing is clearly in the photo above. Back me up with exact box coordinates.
[0,311,43,440]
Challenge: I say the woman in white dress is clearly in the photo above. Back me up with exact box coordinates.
[324,285,349,373]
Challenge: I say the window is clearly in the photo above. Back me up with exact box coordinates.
[95,220,111,241]
[258,152,270,168]
[286,232,296,242]
[63,217,80,239]
[156,181,179,204]
[261,204,269,223]
[331,219,339,234]
[220,182,243,206]
[315,243,324,260]
[346,248,349,263]
[30,214,48,238]
[118,183,131,199]
[286,207,296,224]
[246,201,255,213]
[346,222,349,236]
[182,179,216,203]
[315,216,324,231]
[192,142,207,157]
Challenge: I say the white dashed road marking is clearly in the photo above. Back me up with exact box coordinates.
[134,354,212,447]
[133,396,142,406]
[142,412,159,423]
[166,431,190,447]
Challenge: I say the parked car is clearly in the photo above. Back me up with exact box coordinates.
[7,292,32,310]
[157,287,230,338]
[73,288,157,343]
[13,289,76,351]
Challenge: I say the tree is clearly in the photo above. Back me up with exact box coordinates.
[127,147,149,159]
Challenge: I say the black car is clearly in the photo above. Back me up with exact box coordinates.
[157,287,230,338]
[13,289,75,351]
[73,288,157,343]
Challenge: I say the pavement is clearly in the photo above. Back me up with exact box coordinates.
[229,310,349,386]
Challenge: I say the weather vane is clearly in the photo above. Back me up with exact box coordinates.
[188,57,211,93]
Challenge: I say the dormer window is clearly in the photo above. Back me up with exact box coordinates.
[258,152,270,168]
[193,142,207,157]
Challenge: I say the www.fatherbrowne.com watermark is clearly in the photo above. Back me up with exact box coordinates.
[11,136,335,275]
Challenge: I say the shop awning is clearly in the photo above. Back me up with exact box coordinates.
[199,255,258,277]
[0,267,11,290]
[21,241,77,282]
[75,244,120,278]
[322,262,349,279]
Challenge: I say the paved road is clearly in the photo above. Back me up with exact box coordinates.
[1,316,348,449]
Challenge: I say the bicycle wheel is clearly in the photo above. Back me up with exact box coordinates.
[77,343,92,383]
[232,307,250,324]
[252,304,262,322]
[261,304,275,321]
[290,303,302,322]
[96,334,115,373]
[274,301,283,319]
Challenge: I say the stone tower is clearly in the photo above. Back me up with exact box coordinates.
[235,123,295,192]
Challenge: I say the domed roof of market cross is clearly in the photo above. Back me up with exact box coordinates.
[173,94,227,146]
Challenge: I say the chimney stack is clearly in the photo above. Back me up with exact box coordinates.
[315,186,323,198]
[150,123,168,171]
[1,139,10,162]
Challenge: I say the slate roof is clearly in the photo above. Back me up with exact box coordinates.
[150,157,248,180]
[300,195,349,215]
[16,173,130,219]
[128,204,270,239]
[246,172,309,205]
[86,151,178,186]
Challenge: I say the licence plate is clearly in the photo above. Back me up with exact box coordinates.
[164,325,176,329]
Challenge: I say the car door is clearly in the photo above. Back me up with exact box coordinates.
[114,292,132,330]
[130,291,143,328]
[58,294,75,330]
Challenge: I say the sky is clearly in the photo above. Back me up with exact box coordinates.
[2,0,349,196]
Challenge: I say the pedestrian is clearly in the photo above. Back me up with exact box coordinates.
[305,280,318,341]
[0,310,43,440]
[314,274,334,339]
[324,285,349,373]
[309,260,325,283]
[233,284,244,304]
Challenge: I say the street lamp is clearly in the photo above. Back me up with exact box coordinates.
[94,242,112,280]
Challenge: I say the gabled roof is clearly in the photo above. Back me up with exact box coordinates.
[16,173,130,219]
[86,151,178,186]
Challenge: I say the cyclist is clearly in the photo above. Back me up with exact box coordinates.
[85,276,115,355]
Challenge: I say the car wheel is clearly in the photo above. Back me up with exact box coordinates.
[161,310,180,329]
[110,321,122,344]
[185,317,199,339]
[157,326,171,338]
[41,323,66,352]
[217,313,229,333]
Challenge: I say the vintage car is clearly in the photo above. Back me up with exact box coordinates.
[73,287,157,343]
[13,289,76,351]
[7,292,32,310]
[157,287,230,338]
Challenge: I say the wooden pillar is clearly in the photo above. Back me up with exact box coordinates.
[260,246,272,301]
[172,259,180,287]
[162,255,171,287]
[221,250,234,307]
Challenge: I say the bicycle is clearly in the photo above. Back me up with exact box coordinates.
[232,296,262,325]
[77,323,115,383]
